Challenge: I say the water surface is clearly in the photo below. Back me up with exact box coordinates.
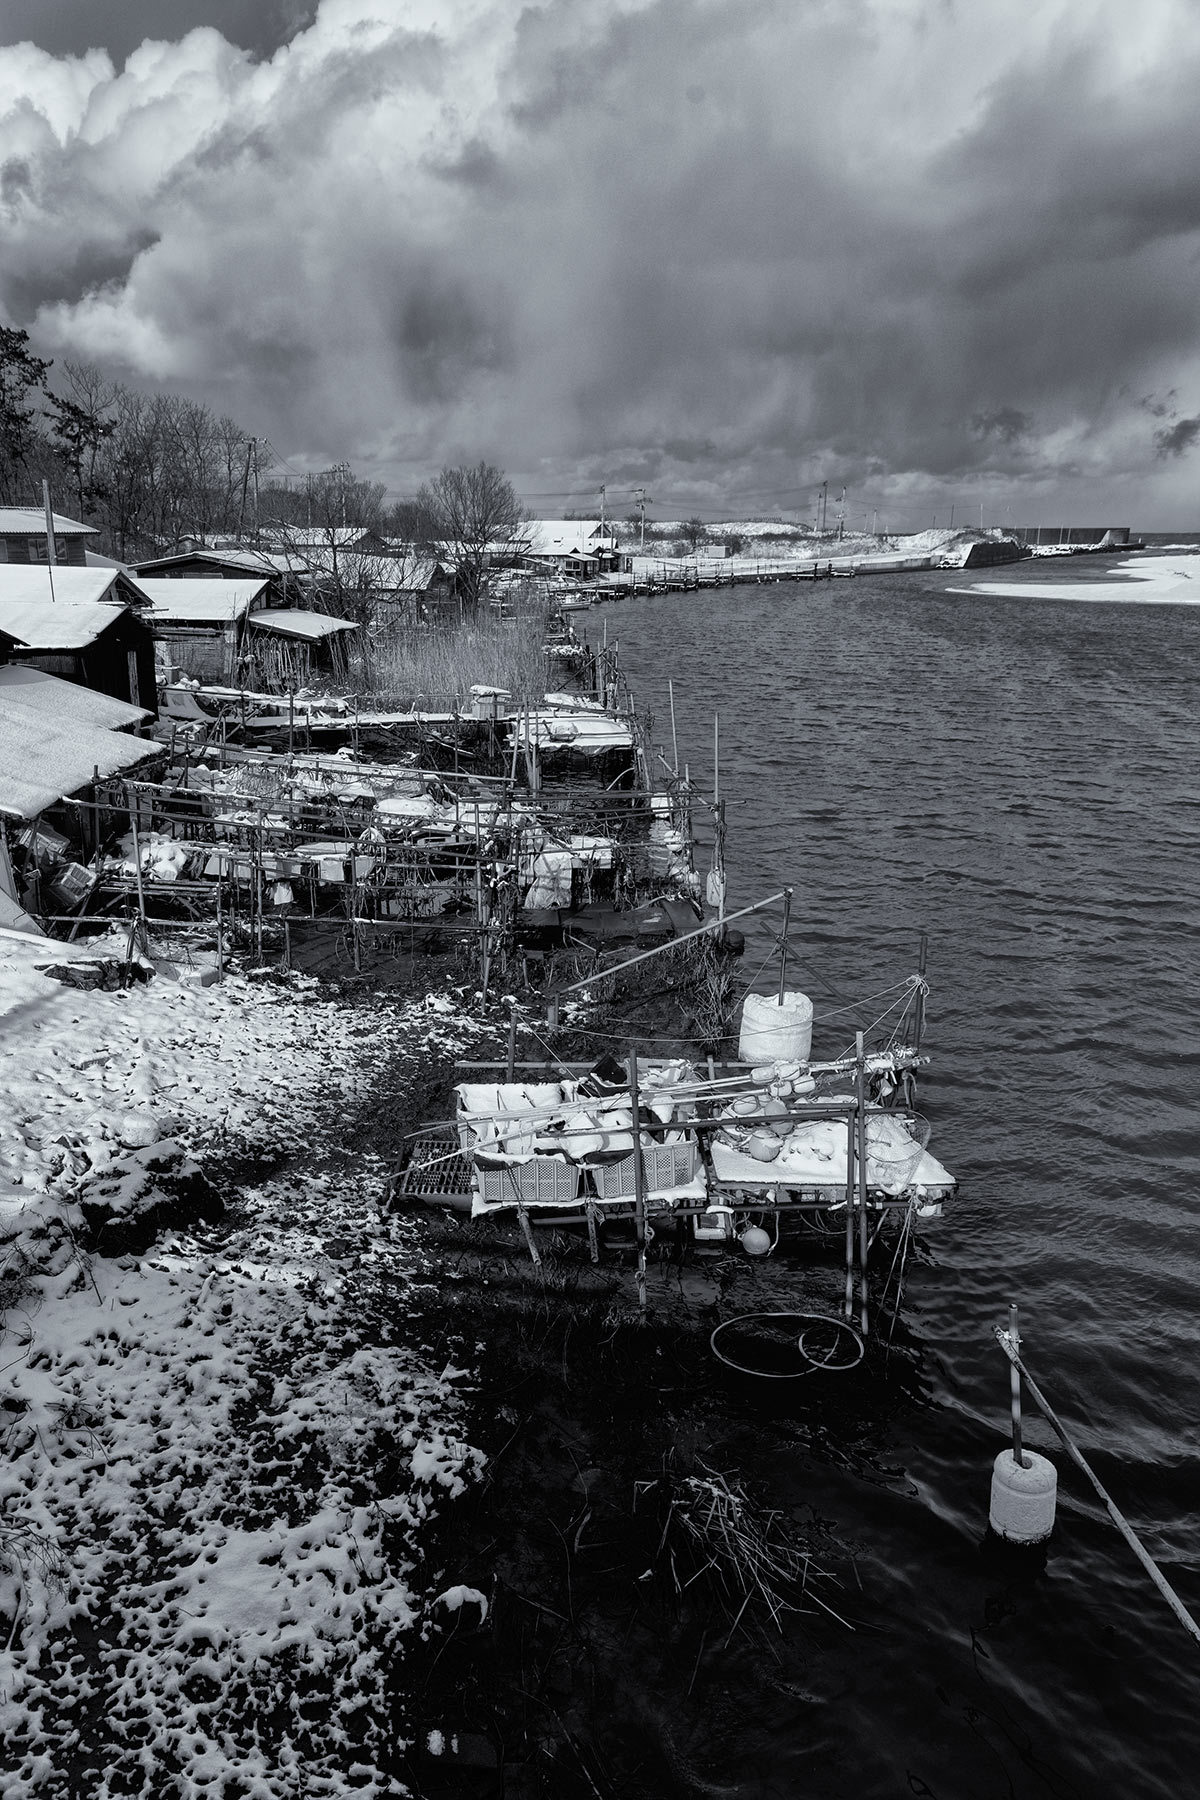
[587,560,1200,1798]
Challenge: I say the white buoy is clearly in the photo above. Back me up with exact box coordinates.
[989,1447,1057,1545]
[739,1224,772,1257]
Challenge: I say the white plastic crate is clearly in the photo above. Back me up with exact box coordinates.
[476,1156,582,1207]
[594,1142,699,1199]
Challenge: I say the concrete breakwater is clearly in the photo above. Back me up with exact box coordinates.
[564,534,1027,599]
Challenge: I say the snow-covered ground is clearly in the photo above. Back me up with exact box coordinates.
[0,925,494,1797]
[951,551,1200,605]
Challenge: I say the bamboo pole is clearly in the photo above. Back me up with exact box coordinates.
[855,1031,870,1336]
[713,711,719,807]
[630,1051,647,1312]
[554,887,791,999]
[777,886,792,1003]
[1008,1302,1027,1468]
[994,1326,1200,1647]
[844,1113,856,1322]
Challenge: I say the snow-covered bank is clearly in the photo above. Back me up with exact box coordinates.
[0,931,496,1798]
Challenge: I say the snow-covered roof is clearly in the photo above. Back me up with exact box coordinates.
[260,528,374,550]
[0,666,160,819]
[135,578,270,625]
[134,547,312,577]
[0,562,127,609]
[525,521,617,557]
[247,610,359,641]
[0,663,150,727]
[0,507,98,537]
[0,568,131,650]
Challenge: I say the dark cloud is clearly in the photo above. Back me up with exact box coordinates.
[392,277,514,406]
[1155,417,1200,458]
[0,231,159,324]
[0,0,312,64]
[4,0,1200,524]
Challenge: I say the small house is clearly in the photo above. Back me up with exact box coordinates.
[0,506,99,569]
[134,577,273,685]
[0,566,157,711]
[243,610,360,688]
[521,521,632,577]
[133,545,313,608]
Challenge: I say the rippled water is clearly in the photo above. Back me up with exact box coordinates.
[589,560,1200,1798]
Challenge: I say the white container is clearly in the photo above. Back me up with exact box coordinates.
[738,991,814,1066]
[988,1449,1057,1545]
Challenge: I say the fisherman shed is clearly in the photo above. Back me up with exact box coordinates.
[136,578,272,685]
[0,566,157,712]
[0,663,161,917]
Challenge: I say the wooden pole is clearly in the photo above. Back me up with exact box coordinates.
[855,1030,870,1336]
[216,868,224,980]
[127,784,148,955]
[915,930,928,1050]
[668,679,680,775]
[630,1051,647,1312]
[506,1003,518,1080]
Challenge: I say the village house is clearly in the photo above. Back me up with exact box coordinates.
[133,577,273,686]
[135,576,360,690]
[133,544,313,608]
[520,521,632,580]
[0,506,98,568]
[0,566,157,712]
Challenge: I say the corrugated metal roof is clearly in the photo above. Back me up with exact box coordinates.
[135,578,269,624]
[247,609,359,641]
[0,508,98,537]
[0,668,161,819]
[0,567,129,649]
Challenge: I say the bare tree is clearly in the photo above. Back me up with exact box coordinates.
[261,466,402,627]
[412,461,528,611]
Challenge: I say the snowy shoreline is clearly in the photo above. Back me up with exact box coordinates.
[0,931,498,1797]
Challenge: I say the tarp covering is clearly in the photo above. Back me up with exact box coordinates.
[0,667,161,820]
[246,610,359,641]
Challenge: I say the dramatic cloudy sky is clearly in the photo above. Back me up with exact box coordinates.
[2,0,1199,526]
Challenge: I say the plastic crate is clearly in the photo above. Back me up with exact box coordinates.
[476,1155,582,1207]
[594,1141,699,1199]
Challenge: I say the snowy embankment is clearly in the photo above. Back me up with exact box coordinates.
[0,925,491,1799]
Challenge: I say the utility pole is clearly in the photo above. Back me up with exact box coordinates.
[634,486,651,552]
[819,480,828,534]
[837,487,846,540]
[251,438,260,539]
[237,439,253,541]
[599,483,606,535]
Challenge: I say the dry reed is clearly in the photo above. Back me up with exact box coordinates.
[356,599,555,711]
[636,1463,851,1637]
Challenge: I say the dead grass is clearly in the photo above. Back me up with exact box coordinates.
[356,601,555,711]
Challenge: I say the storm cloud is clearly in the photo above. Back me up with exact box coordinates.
[2,0,1199,524]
